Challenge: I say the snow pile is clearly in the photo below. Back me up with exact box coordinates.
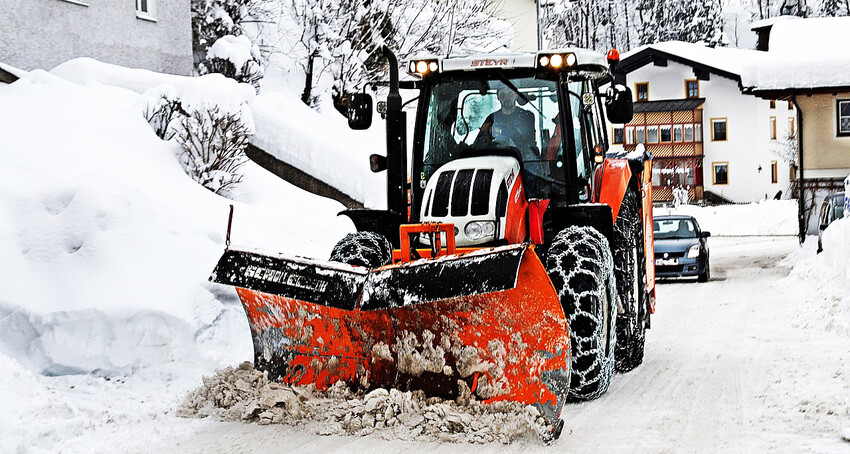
[50,57,384,206]
[0,62,356,452]
[656,200,797,236]
[781,218,850,337]
[250,90,385,208]
[179,362,548,444]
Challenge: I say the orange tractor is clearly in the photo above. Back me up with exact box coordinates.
[211,46,655,441]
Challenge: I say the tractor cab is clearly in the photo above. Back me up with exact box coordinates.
[398,51,633,247]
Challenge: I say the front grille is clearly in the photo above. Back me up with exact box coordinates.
[655,251,685,259]
[429,168,493,219]
[451,170,474,216]
[431,170,454,217]
[471,170,493,215]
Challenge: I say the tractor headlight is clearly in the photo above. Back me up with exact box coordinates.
[464,221,496,240]
[687,244,701,258]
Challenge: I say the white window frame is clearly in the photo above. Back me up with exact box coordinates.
[838,99,850,137]
[136,0,157,21]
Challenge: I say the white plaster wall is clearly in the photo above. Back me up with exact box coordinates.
[0,0,192,75]
[617,60,793,202]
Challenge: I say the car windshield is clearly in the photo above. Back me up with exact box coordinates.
[654,218,698,239]
[420,73,595,201]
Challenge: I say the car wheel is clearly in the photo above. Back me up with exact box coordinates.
[698,258,710,282]
[546,226,617,401]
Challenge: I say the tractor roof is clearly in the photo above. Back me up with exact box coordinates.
[406,48,610,78]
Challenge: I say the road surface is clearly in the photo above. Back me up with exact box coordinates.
[146,236,850,454]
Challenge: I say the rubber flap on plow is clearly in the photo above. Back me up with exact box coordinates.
[210,243,571,424]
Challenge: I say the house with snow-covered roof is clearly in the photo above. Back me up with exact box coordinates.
[609,41,794,204]
[740,16,850,236]
[0,0,191,78]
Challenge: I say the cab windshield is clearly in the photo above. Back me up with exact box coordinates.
[420,74,596,202]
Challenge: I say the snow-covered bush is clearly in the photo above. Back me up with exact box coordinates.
[174,104,252,195]
[200,35,264,90]
[139,85,183,140]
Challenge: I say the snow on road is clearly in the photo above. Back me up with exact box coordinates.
[136,236,850,454]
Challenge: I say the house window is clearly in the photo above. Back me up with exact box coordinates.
[673,125,683,142]
[685,80,699,99]
[647,125,659,143]
[136,0,156,19]
[695,123,702,142]
[636,83,649,102]
[711,118,727,141]
[712,162,729,185]
[769,100,776,109]
[684,124,694,142]
[625,126,635,144]
[636,126,646,143]
[660,125,672,142]
[838,100,850,136]
[612,126,625,144]
[788,117,795,137]
[770,116,777,140]
[771,160,778,184]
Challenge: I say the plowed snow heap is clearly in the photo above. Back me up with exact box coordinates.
[210,46,657,442]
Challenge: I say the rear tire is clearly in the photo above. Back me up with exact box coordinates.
[546,226,617,401]
[613,189,648,373]
[329,232,393,268]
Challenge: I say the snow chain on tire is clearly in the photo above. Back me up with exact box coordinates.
[546,226,617,401]
[329,231,393,268]
[613,189,648,373]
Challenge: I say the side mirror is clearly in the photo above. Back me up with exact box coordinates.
[702,231,711,238]
[605,85,634,124]
[820,223,829,230]
[347,93,373,130]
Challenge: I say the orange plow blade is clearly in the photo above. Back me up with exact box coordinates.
[210,244,571,426]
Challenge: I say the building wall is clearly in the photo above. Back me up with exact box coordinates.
[798,92,850,179]
[613,60,793,203]
[496,0,537,51]
[0,0,191,75]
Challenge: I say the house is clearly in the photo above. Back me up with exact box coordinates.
[741,16,850,236]
[0,0,192,76]
[610,42,794,204]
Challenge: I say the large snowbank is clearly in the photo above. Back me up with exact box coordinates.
[0,64,356,452]
[250,90,386,208]
[50,57,385,207]
[656,200,798,236]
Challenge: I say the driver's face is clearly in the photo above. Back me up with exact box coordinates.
[498,88,517,106]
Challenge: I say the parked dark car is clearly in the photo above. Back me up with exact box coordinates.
[653,215,711,282]
[817,191,845,253]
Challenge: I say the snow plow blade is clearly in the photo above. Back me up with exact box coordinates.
[209,243,571,425]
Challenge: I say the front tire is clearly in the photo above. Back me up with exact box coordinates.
[698,258,710,282]
[613,189,648,373]
[546,226,617,401]
[329,232,393,268]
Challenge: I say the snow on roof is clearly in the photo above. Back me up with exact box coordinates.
[750,15,800,30]
[742,16,850,91]
[622,41,767,79]
[622,18,850,93]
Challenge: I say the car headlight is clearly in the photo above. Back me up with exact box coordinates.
[464,221,496,240]
[687,244,701,258]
